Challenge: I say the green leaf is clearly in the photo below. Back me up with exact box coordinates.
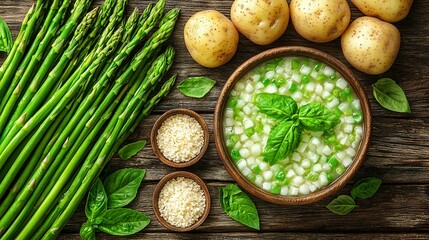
[118,140,146,160]
[219,184,260,230]
[263,120,301,165]
[351,177,382,199]
[80,221,96,240]
[85,179,107,219]
[254,93,298,121]
[0,17,12,53]
[104,168,145,209]
[372,78,411,113]
[299,103,340,131]
[98,208,150,236]
[326,195,357,215]
[177,76,216,98]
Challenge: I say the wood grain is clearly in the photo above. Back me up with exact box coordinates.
[0,0,428,238]
[62,183,429,233]
[58,233,429,240]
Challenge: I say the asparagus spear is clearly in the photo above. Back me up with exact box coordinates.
[0,0,63,114]
[32,1,169,174]
[59,0,117,88]
[0,5,35,83]
[0,4,42,112]
[0,26,123,238]
[0,98,77,218]
[0,23,122,170]
[0,0,45,83]
[38,48,176,240]
[0,0,93,139]
[0,7,98,200]
[4,3,170,223]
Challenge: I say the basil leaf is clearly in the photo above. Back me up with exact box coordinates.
[299,103,340,131]
[263,120,301,165]
[177,76,216,98]
[254,93,298,121]
[326,195,357,215]
[219,184,260,230]
[118,140,146,160]
[80,221,96,240]
[85,178,107,219]
[351,177,382,199]
[372,78,411,113]
[104,168,145,209]
[98,208,150,236]
[0,17,12,53]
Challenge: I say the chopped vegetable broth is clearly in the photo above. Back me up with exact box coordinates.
[223,57,364,196]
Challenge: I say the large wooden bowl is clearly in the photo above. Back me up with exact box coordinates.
[214,46,372,205]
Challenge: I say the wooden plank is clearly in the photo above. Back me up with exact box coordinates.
[62,183,429,233]
[58,233,429,240]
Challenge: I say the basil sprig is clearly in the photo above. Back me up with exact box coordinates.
[177,76,216,98]
[254,93,340,165]
[372,78,411,113]
[0,17,12,53]
[219,184,260,230]
[80,168,149,239]
[327,177,382,215]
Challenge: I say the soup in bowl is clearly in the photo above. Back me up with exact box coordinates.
[214,47,372,205]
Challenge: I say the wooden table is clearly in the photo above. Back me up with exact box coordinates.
[1,0,428,239]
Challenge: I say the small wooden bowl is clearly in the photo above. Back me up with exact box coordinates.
[214,46,372,205]
[152,171,211,232]
[151,108,209,168]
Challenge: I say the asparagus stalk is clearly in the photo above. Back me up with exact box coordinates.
[59,0,117,88]
[0,4,42,113]
[39,47,176,240]
[0,0,63,114]
[8,4,169,221]
[0,99,79,238]
[0,24,122,169]
[0,0,92,139]
[0,7,98,201]
[0,97,77,218]
[0,5,34,83]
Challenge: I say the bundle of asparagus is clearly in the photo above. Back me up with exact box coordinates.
[0,0,179,238]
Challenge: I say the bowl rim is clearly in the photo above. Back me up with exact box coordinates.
[152,171,211,232]
[151,108,210,168]
[214,46,372,205]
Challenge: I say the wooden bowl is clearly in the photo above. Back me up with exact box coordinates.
[214,46,372,205]
[151,108,209,168]
[152,171,211,232]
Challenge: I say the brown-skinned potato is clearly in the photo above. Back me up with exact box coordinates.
[184,10,239,68]
[341,16,401,75]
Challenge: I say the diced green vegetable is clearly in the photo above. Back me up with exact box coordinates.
[275,171,285,181]
[289,82,298,92]
[328,156,339,168]
[231,149,241,162]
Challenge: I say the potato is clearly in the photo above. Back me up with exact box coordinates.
[341,16,401,75]
[351,0,413,23]
[184,10,239,68]
[230,0,289,45]
[290,0,351,43]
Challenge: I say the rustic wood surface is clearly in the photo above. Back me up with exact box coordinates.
[0,0,428,239]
